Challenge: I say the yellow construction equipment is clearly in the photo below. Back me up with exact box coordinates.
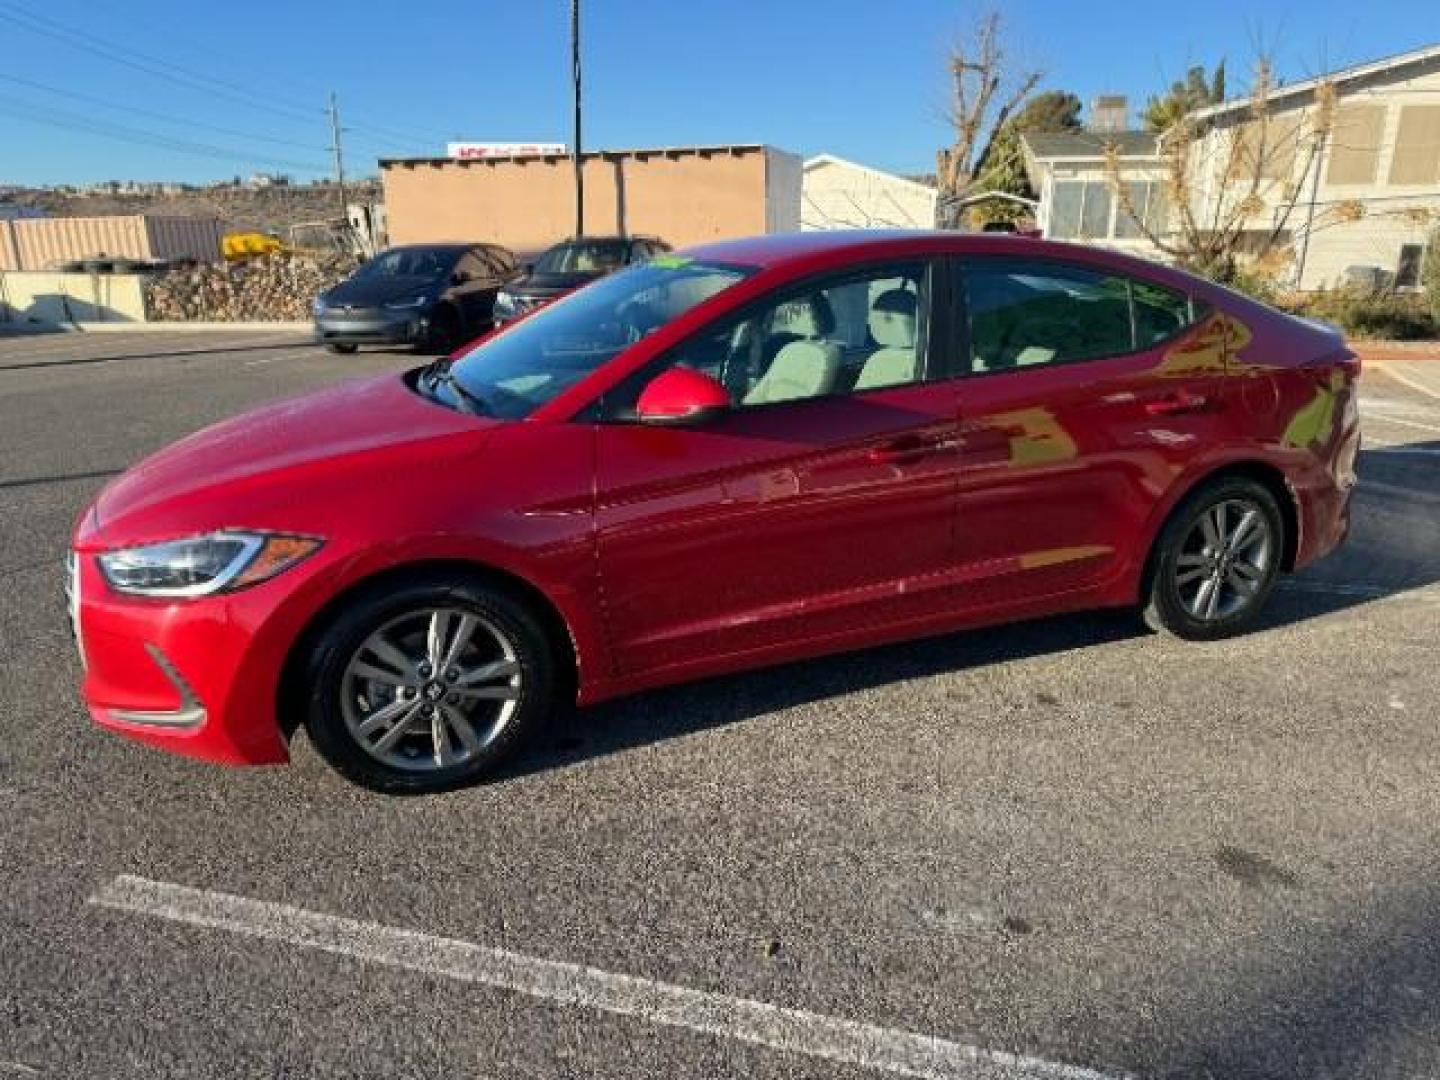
[222,232,284,261]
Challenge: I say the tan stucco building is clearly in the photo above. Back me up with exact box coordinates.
[380,144,801,253]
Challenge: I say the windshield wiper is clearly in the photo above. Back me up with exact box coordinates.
[424,363,489,416]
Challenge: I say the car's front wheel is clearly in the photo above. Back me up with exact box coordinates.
[1142,476,1284,640]
[300,574,558,792]
[420,306,462,355]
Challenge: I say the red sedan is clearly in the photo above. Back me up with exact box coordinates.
[70,232,1359,792]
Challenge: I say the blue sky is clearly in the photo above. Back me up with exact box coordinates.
[1,0,1433,186]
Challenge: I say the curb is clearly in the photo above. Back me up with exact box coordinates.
[1,321,311,334]
[1354,342,1440,363]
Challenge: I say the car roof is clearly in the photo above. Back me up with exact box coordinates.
[679,230,1216,294]
[383,242,482,255]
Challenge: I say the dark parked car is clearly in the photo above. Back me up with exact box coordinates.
[492,235,670,326]
[314,243,519,353]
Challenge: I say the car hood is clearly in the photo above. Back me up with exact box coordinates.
[323,275,440,307]
[90,373,496,545]
[509,271,598,296]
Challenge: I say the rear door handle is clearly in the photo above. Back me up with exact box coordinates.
[1144,390,1212,416]
[869,436,938,465]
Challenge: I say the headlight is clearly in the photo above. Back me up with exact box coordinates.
[493,291,518,319]
[312,296,328,315]
[383,294,429,311]
[97,531,322,598]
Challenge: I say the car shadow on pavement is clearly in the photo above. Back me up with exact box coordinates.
[502,442,1440,783]
[1146,872,1440,1078]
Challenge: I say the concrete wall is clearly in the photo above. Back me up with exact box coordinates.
[801,157,937,230]
[0,271,148,325]
[0,215,224,271]
[766,149,804,233]
[382,146,795,252]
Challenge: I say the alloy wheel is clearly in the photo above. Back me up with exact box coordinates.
[1174,498,1274,622]
[340,607,522,772]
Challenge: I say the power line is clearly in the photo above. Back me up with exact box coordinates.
[0,92,331,173]
[0,72,328,153]
[0,2,321,123]
[0,1,458,148]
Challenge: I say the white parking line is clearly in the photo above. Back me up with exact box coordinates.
[1372,362,1440,402]
[90,875,1127,1080]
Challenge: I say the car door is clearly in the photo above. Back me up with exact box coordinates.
[950,256,1225,608]
[592,259,964,677]
[445,250,491,333]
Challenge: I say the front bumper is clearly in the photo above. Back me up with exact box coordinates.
[69,546,296,765]
[315,309,427,346]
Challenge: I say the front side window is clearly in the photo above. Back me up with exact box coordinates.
[355,247,456,282]
[964,261,1196,372]
[534,240,629,275]
[611,262,933,414]
[445,259,753,419]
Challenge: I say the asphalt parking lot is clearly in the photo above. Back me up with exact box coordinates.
[2,328,1438,1079]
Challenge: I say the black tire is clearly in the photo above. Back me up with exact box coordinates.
[1142,476,1285,640]
[420,306,462,355]
[300,574,559,793]
[325,343,358,354]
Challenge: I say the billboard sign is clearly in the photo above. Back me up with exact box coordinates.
[446,142,567,160]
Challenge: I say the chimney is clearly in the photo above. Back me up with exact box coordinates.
[1089,95,1129,133]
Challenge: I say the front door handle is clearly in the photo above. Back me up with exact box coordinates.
[1144,390,1212,416]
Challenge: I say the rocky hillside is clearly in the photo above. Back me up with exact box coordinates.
[8,180,380,237]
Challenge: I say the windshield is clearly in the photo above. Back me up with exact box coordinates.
[533,239,629,276]
[354,248,456,281]
[446,257,753,419]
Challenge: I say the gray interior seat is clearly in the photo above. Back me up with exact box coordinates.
[854,288,919,391]
[743,340,842,405]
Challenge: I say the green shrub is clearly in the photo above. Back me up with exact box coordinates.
[1286,287,1437,340]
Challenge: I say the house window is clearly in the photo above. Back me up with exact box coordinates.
[1050,180,1137,240]
[1326,103,1386,185]
[1114,181,1166,239]
[1388,105,1440,185]
[1049,182,1085,238]
[1397,244,1424,289]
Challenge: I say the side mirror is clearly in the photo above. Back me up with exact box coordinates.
[635,367,731,426]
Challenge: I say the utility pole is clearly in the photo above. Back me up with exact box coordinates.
[570,0,584,237]
[327,91,349,219]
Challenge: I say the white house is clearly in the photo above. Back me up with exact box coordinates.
[801,155,937,231]
[1022,44,1440,290]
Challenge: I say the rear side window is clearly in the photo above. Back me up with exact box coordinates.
[961,260,1198,373]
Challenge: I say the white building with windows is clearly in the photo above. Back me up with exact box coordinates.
[1022,43,1440,290]
[801,155,937,231]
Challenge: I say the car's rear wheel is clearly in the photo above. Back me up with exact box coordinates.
[300,575,557,793]
[1142,477,1284,640]
[325,343,358,354]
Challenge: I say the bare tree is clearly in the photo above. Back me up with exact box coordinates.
[936,9,1041,227]
[1103,55,1430,287]
[1103,56,1337,283]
